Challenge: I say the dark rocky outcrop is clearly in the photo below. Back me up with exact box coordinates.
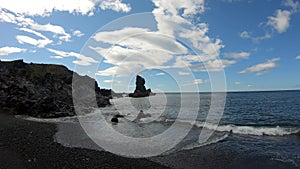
[110,117,119,123]
[129,75,153,98]
[0,60,111,118]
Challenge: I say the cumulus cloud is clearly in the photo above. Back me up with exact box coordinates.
[241,0,299,42]
[267,9,291,33]
[224,52,250,59]
[296,55,300,59]
[47,48,98,66]
[240,30,271,42]
[240,31,251,39]
[284,0,300,13]
[73,30,84,37]
[0,0,132,47]
[239,57,280,75]
[0,0,131,17]
[0,46,26,55]
[99,0,131,13]
[91,0,228,77]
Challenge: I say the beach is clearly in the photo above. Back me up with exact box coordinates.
[0,113,168,169]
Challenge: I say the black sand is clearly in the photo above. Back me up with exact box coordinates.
[0,113,169,169]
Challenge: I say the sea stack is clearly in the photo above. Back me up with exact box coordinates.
[129,75,152,98]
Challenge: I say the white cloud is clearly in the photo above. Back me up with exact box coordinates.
[179,24,210,44]
[0,0,131,17]
[224,52,250,59]
[240,30,271,42]
[239,57,280,75]
[248,84,255,88]
[152,0,205,36]
[103,79,121,83]
[0,46,26,55]
[155,72,165,76]
[173,56,192,68]
[18,27,53,47]
[296,55,300,59]
[99,0,131,13]
[267,9,291,33]
[151,0,224,62]
[199,59,236,71]
[241,1,298,42]
[0,9,35,26]
[178,71,190,76]
[183,78,204,86]
[284,0,300,13]
[30,23,71,41]
[194,79,203,85]
[234,82,241,85]
[19,27,48,39]
[47,48,98,66]
[92,0,227,77]
[240,31,251,39]
[187,59,236,72]
[93,28,187,54]
[0,9,71,42]
[93,27,149,43]
[16,35,52,48]
[222,0,240,2]
[91,45,174,69]
[73,30,84,37]
[96,64,144,77]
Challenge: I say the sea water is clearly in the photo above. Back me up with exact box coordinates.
[24,90,300,168]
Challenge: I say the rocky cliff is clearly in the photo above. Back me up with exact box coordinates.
[0,60,111,118]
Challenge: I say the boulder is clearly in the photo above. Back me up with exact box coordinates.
[111,117,119,123]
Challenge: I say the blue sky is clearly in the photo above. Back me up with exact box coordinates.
[0,0,300,92]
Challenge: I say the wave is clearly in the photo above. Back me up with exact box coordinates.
[16,115,79,123]
[181,133,229,151]
[18,110,300,137]
[167,119,300,136]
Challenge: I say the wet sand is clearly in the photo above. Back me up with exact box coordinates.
[0,113,169,169]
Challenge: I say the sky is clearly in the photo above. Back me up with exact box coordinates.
[0,0,300,92]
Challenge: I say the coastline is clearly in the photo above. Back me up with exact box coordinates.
[0,113,169,169]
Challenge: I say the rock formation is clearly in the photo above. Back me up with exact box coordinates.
[129,75,152,98]
[0,60,111,118]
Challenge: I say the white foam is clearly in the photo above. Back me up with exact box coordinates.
[181,133,229,151]
[166,119,300,136]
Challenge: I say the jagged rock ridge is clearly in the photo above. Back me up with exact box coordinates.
[0,60,111,118]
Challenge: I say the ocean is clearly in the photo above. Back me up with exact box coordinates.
[25,90,300,168]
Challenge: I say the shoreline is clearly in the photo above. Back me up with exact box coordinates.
[2,108,299,169]
[0,113,169,169]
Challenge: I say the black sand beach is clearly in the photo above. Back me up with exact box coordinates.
[0,113,169,169]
